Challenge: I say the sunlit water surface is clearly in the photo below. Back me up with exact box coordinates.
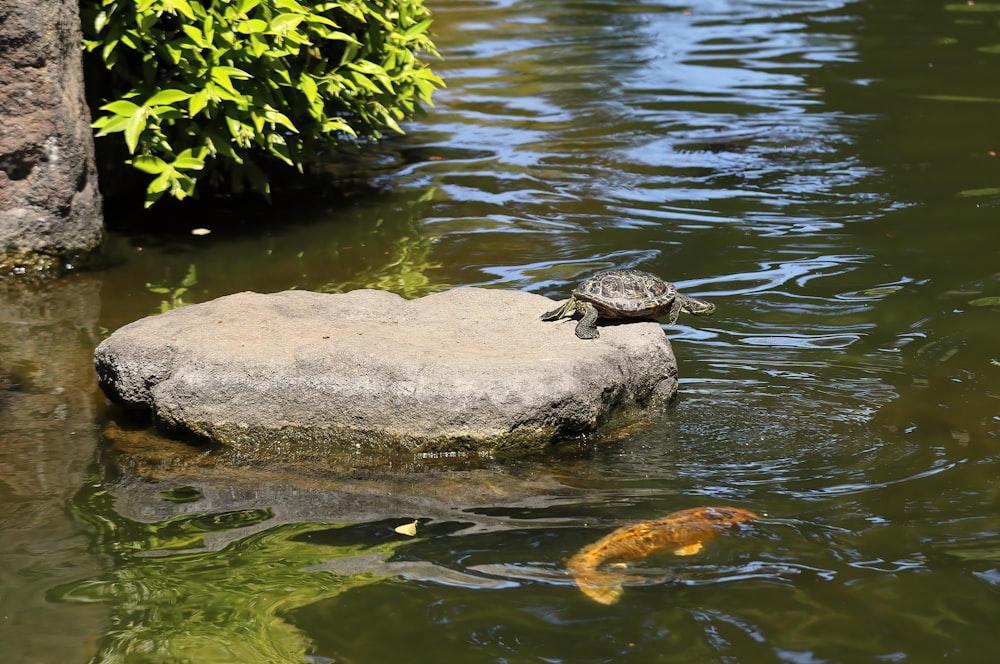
[3,0,1000,662]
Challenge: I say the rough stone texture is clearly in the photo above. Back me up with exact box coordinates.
[94,288,679,460]
[0,0,104,273]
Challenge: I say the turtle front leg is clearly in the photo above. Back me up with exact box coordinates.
[541,297,576,321]
[574,302,601,339]
[666,298,682,326]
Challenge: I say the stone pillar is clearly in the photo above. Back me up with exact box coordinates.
[0,0,104,274]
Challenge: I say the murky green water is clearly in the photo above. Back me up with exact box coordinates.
[4,0,1000,661]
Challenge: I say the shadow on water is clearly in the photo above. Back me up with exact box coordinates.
[5,0,1000,661]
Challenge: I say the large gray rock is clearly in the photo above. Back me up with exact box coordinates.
[94,288,679,461]
[0,0,104,274]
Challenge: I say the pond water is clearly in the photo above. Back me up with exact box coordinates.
[4,0,1000,661]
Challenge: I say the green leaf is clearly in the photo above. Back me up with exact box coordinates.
[210,68,240,96]
[162,41,183,66]
[101,99,141,117]
[176,147,205,161]
[147,170,173,195]
[181,24,208,48]
[173,156,206,171]
[322,31,362,46]
[149,107,186,121]
[189,89,210,116]
[162,0,197,20]
[250,112,265,133]
[101,43,118,66]
[299,74,319,106]
[204,81,244,104]
[247,33,268,57]
[146,89,192,106]
[270,13,305,32]
[132,155,169,174]
[305,14,338,29]
[238,0,263,15]
[381,112,404,135]
[333,1,365,21]
[348,69,384,94]
[93,9,109,34]
[350,59,387,76]
[171,172,197,199]
[236,19,269,34]
[321,117,357,136]
[267,134,294,166]
[119,31,140,50]
[263,107,298,132]
[92,113,131,136]
[273,0,308,11]
[124,109,147,154]
[213,65,253,80]
[402,19,432,39]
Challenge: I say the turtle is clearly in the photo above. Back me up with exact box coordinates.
[540,269,716,339]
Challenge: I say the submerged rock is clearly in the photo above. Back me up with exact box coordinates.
[94,288,679,461]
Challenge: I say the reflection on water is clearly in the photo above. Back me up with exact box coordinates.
[54,476,401,664]
[0,277,108,663]
[4,0,1000,661]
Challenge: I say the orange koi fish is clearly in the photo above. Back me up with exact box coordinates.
[567,506,759,605]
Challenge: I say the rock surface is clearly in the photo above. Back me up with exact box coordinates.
[94,288,679,461]
[0,0,104,273]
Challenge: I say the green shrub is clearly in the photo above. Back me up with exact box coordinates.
[81,0,444,207]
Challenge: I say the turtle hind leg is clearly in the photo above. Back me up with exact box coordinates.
[574,303,601,339]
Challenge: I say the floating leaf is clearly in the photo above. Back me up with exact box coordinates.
[944,2,1000,12]
[969,296,1000,307]
[945,545,1000,561]
[394,520,418,537]
[919,94,1000,104]
[957,187,1000,198]
[861,287,901,296]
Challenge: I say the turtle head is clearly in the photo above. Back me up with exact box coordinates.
[680,295,716,317]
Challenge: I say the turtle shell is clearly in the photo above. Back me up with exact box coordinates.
[573,269,678,318]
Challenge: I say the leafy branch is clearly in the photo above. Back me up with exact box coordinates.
[82,0,444,206]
